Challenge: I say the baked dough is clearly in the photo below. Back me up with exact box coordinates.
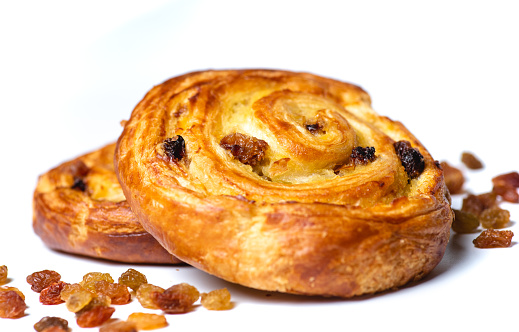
[33,143,181,264]
[115,69,453,297]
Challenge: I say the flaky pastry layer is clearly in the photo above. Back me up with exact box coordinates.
[33,143,181,264]
[115,69,453,296]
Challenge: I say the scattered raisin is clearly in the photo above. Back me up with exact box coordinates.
[79,272,114,290]
[350,146,376,166]
[163,135,186,161]
[136,284,164,309]
[76,305,115,328]
[492,171,519,203]
[118,268,147,292]
[0,286,25,300]
[452,209,480,234]
[0,290,26,318]
[461,193,498,217]
[40,281,68,305]
[479,206,510,229]
[64,289,93,313]
[393,140,425,179]
[440,161,465,194]
[200,288,232,310]
[473,229,514,248]
[0,265,7,285]
[220,133,269,166]
[88,280,131,305]
[60,283,85,301]
[152,283,199,314]
[99,320,137,332]
[127,312,169,330]
[27,270,61,293]
[461,152,483,170]
[71,177,86,191]
[34,316,69,332]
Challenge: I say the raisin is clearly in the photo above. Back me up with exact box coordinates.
[89,280,131,305]
[0,286,25,300]
[76,305,115,328]
[163,135,186,161]
[136,284,164,309]
[79,272,114,292]
[0,290,27,318]
[350,146,376,166]
[151,283,200,314]
[305,122,324,135]
[461,152,483,170]
[220,133,269,166]
[0,265,7,285]
[452,209,480,234]
[479,206,510,229]
[461,193,498,217]
[71,177,86,191]
[27,270,61,293]
[34,316,69,332]
[200,288,232,310]
[440,161,465,194]
[393,140,425,179]
[99,320,137,332]
[473,229,514,248]
[39,327,68,332]
[40,281,68,305]
[492,172,519,203]
[65,289,93,313]
[118,268,147,292]
[127,312,169,330]
[60,283,85,301]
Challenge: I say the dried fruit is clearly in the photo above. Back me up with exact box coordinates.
[350,146,376,166]
[0,266,7,285]
[492,171,519,203]
[127,312,169,330]
[27,270,61,293]
[440,161,465,194]
[79,272,114,289]
[136,284,165,309]
[461,193,498,217]
[71,177,86,191]
[163,135,186,161]
[60,283,85,301]
[452,209,479,234]
[119,268,147,292]
[65,289,93,313]
[201,288,232,310]
[152,283,199,314]
[40,281,68,305]
[393,140,425,179]
[76,305,115,328]
[0,290,26,318]
[473,229,514,248]
[305,122,324,135]
[479,206,510,229]
[34,316,69,332]
[220,133,269,166]
[0,286,25,300]
[99,320,137,332]
[461,152,483,170]
[89,280,131,305]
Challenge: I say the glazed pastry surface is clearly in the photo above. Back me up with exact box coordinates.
[33,143,181,264]
[115,69,453,297]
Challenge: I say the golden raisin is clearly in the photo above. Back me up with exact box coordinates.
[27,270,61,292]
[127,312,169,330]
[65,289,93,313]
[152,283,199,314]
[452,209,480,234]
[60,283,85,301]
[201,288,232,310]
[40,281,68,305]
[0,286,25,300]
[479,206,510,229]
[461,193,498,217]
[79,272,114,289]
[89,280,131,305]
[440,162,465,194]
[119,268,147,292]
[473,229,514,248]
[0,290,27,318]
[34,316,69,332]
[492,171,519,203]
[76,305,115,328]
[0,266,7,285]
[99,320,137,332]
[136,284,164,309]
[220,133,269,166]
[461,152,483,170]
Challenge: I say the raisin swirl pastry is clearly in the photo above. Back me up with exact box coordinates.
[33,143,181,264]
[115,69,453,297]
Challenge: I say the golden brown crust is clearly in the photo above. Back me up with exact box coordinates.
[115,69,453,296]
[33,143,181,264]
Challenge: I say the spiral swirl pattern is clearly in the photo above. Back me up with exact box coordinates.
[115,70,453,297]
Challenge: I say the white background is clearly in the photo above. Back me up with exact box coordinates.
[1,1,518,331]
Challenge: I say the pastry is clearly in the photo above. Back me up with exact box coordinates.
[115,69,453,297]
[33,143,181,264]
